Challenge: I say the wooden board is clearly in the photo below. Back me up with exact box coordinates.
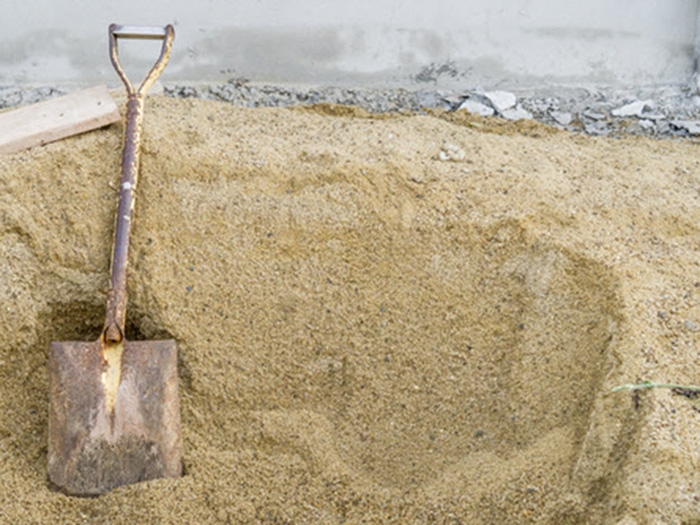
[0,85,120,155]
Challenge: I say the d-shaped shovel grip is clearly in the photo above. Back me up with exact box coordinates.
[109,24,175,97]
[103,24,175,344]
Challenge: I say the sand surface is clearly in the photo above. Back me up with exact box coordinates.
[1,97,700,523]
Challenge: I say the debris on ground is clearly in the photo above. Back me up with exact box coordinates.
[5,81,700,139]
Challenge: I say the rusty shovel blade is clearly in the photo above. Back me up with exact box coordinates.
[48,338,182,495]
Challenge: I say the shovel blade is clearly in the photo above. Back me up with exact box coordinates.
[48,339,182,496]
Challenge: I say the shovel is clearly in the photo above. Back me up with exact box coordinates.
[48,24,182,496]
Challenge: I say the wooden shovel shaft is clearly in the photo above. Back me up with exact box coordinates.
[102,24,174,344]
[103,96,144,344]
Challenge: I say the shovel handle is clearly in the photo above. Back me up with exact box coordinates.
[109,24,175,97]
[103,24,174,344]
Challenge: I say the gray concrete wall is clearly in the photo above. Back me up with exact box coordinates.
[1,0,697,89]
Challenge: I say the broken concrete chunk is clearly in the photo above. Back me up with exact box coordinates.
[584,120,610,136]
[583,110,606,121]
[502,105,533,121]
[550,111,573,126]
[482,91,517,113]
[612,99,654,118]
[671,120,700,135]
[457,99,495,117]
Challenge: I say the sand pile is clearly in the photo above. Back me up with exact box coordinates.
[1,97,699,523]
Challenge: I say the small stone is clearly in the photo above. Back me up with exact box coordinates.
[684,320,699,332]
[671,120,700,135]
[502,105,533,121]
[458,98,494,117]
[583,120,610,136]
[638,119,655,130]
[438,143,466,162]
[656,121,672,135]
[550,111,572,126]
[440,93,464,108]
[414,91,440,108]
[612,99,654,118]
[148,81,165,97]
[483,91,517,113]
[583,110,605,120]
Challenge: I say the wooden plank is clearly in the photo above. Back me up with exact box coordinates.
[0,85,120,155]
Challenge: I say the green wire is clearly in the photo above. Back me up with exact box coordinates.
[611,381,700,393]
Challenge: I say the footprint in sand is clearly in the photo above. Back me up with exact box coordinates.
[250,219,621,490]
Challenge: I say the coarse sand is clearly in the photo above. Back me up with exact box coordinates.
[1,97,700,523]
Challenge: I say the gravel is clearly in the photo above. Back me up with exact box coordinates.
[5,80,700,139]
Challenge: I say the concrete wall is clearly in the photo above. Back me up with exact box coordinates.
[1,0,697,89]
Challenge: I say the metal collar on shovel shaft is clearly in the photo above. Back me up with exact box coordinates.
[48,24,182,496]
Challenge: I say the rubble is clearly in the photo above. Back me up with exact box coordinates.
[583,119,611,136]
[481,90,517,113]
[550,111,573,126]
[457,98,494,117]
[671,120,700,135]
[612,99,654,117]
[4,81,700,139]
[502,105,533,121]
